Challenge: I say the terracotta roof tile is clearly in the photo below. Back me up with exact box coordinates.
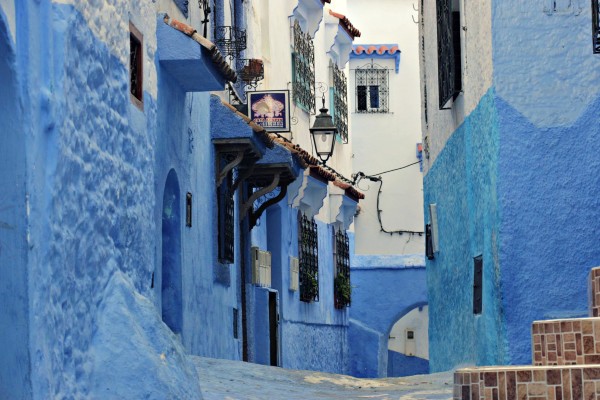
[163,15,237,82]
[268,133,364,200]
[353,44,400,56]
[221,100,274,148]
[328,10,361,39]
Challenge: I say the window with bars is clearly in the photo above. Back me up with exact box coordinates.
[334,229,351,309]
[298,212,319,302]
[436,0,462,109]
[473,255,483,315]
[129,22,143,110]
[593,0,600,54]
[218,158,235,264]
[331,62,349,143]
[292,20,316,114]
[355,63,389,113]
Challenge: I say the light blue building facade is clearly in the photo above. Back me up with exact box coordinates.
[0,0,365,397]
[421,0,600,372]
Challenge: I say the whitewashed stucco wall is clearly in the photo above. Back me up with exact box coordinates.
[348,0,425,256]
[419,0,493,174]
[246,0,355,225]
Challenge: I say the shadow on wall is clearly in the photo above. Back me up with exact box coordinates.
[348,263,427,378]
[0,8,31,399]
[162,169,183,334]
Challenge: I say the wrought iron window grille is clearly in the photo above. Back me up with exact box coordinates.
[354,62,389,114]
[298,212,319,302]
[334,229,351,309]
[218,154,235,264]
[331,62,349,143]
[129,22,143,109]
[292,20,316,114]
[594,0,600,53]
[215,25,247,59]
[436,0,462,109]
[198,0,211,37]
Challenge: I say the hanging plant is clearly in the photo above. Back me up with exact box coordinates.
[334,273,351,308]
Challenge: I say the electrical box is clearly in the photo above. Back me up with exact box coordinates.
[251,247,271,287]
[289,256,299,291]
[405,328,416,356]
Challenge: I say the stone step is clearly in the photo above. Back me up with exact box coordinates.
[454,364,600,400]
[590,267,600,317]
[531,318,600,366]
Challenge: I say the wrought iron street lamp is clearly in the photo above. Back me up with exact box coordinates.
[310,97,338,164]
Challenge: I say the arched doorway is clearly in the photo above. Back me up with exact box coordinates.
[161,169,182,334]
[386,305,429,377]
[0,10,31,398]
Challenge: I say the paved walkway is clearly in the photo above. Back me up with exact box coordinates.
[192,357,453,400]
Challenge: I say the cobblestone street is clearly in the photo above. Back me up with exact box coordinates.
[193,357,453,400]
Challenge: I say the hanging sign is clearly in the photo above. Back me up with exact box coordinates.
[248,90,291,132]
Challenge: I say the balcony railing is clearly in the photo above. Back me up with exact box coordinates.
[215,25,247,59]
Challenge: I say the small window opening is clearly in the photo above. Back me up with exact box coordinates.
[473,255,483,314]
[233,308,239,339]
[406,330,415,340]
[186,192,192,227]
[129,22,143,110]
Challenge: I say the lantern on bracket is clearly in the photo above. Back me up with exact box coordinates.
[309,95,338,164]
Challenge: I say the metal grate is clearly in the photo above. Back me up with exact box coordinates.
[215,25,247,59]
[594,0,600,53]
[436,0,462,109]
[298,212,319,302]
[334,229,351,309]
[331,62,349,143]
[292,20,316,114]
[355,62,389,113]
[218,158,235,264]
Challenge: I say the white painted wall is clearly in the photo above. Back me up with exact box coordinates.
[418,0,493,174]
[388,305,429,359]
[245,0,356,225]
[0,0,15,43]
[347,0,425,256]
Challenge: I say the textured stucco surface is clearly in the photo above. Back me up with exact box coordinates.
[493,1,600,128]
[497,93,600,364]
[424,88,505,372]
[348,264,427,377]
[420,0,493,174]
[247,200,350,374]
[387,351,429,378]
[0,5,30,398]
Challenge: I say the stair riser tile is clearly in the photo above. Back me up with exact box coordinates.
[532,319,600,366]
[454,366,600,400]
[590,268,600,317]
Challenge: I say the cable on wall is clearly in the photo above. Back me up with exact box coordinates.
[352,161,424,236]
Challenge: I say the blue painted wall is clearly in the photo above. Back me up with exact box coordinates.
[0,5,30,398]
[348,255,427,378]
[387,351,429,377]
[492,0,600,366]
[247,198,350,373]
[155,64,240,361]
[425,0,600,370]
[4,2,228,397]
[423,89,505,372]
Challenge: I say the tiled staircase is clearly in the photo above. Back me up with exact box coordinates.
[454,268,600,400]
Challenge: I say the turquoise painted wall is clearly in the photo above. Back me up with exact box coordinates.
[424,89,505,372]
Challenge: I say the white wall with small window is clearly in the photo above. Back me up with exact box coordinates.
[347,0,425,256]
[388,305,429,360]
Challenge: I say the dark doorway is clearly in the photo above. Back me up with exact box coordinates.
[162,169,182,334]
[269,291,279,366]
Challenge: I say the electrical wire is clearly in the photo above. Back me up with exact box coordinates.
[353,160,424,236]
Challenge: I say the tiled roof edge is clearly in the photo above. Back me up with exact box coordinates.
[328,10,361,39]
[220,100,275,148]
[163,14,237,82]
